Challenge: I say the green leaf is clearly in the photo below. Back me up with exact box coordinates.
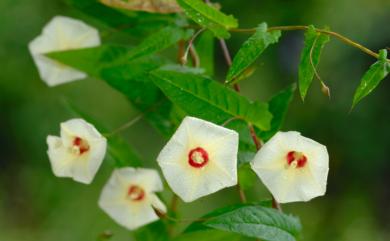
[257,84,296,141]
[298,25,330,100]
[195,30,215,76]
[203,205,302,241]
[173,230,241,241]
[226,23,281,82]
[121,26,194,62]
[352,49,390,108]
[151,68,272,130]
[47,46,177,137]
[177,0,238,38]
[63,100,143,167]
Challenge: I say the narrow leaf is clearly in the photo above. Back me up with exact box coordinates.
[352,49,390,108]
[226,23,281,82]
[195,30,215,76]
[204,205,302,241]
[257,84,296,141]
[177,0,238,38]
[298,25,330,100]
[151,68,272,130]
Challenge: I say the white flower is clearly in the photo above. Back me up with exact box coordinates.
[47,118,107,184]
[157,116,239,202]
[250,131,329,203]
[98,168,166,230]
[28,16,101,86]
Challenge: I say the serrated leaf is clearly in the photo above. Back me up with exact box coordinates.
[298,25,330,100]
[151,68,272,130]
[257,84,296,141]
[226,23,281,82]
[177,0,238,38]
[203,205,302,241]
[63,100,143,167]
[352,49,390,108]
[47,46,177,137]
[100,0,181,13]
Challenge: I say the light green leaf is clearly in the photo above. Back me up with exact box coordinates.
[298,25,330,100]
[204,205,302,241]
[151,68,272,130]
[177,0,238,38]
[257,84,296,141]
[226,23,281,82]
[63,100,143,167]
[352,49,390,108]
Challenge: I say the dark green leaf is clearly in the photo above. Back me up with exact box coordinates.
[226,23,281,82]
[257,84,296,141]
[63,100,143,167]
[177,0,238,38]
[204,205,302,241]
[352,49,390,108]
[151,68,272,130]
[298,25,330,100]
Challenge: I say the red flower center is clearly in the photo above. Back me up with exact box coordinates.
[127,185,145,201]
[73,137,90,155]
[286,151,307,168]
[188,147,209,168]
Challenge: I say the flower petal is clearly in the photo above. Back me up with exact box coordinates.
[28,16,100,86]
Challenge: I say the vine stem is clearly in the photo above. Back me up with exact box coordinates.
[230,25,390,62]
[103,114,144,137]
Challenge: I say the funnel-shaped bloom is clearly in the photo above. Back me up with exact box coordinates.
[157,116,239,202]
[29,16,100,86]
[251,131,329,203]
[98,168,166,230]
[47,118,107,184]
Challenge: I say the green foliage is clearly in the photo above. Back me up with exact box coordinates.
[238,163,257,190]
[177,0,238,38]
[202,205,302,241]
[226,23,281,83]
[257,84,296,141]
[151,67,273,130]
[352,49,390,108]
[298,25,330,100]
[134,221,169,241]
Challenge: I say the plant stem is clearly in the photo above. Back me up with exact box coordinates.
[104,114,143,137]
[218,39,240,91]
[230,25,389,62]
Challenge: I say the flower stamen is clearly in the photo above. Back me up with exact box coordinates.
[127,185,145,201]
[72,137,90,155]
[188,147,209,168]
[286,151,307,168]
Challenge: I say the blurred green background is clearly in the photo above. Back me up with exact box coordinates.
[1,0,390,240]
